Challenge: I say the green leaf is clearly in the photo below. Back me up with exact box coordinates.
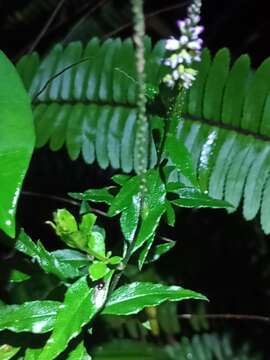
[133,170,166,254]
[16,230,83,279]
[111,174,131,186]
[37,276,98,360]
[0,300,60,333]
[69,187,114,205]
[107,256,122,265]
[120,193,140,243]
[165,200,176,226]
[165,124,198,188]
[24,348,42,360]
[9,270,30,283]
[89,262,108,281]
[147,242,176,263]
[88,231,106,258]
[0,51,35,237]
[102,282,207,316]
[92,340,169,360]
[108,175,140,217]
[0,345,20,360]
[138,234,155,271]
[171,187,233,209]
[133,205,166,254]
[51,249,89,269]
[67,342,91,360]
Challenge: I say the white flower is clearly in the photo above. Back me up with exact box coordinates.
[163,0,204,89]
[165,38,180,51]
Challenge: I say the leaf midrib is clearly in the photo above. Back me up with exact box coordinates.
[185,113,270,144]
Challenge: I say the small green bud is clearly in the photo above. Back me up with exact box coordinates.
[50,209,78,237]
[89,261,108,281]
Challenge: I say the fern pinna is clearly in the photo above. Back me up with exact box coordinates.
[16,39,270,234]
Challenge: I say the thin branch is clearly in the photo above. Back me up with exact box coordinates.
[21,191,108,217]
[179,313,270,324]
[31,57,94,102]
[28,0,66,54]
[62,0,109,44]
[103,1,191,39]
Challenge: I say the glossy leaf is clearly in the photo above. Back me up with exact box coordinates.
[69,187,114,205]
[88,231,106,258]
[171,187,233,209]
[67,342,91,360]
[0,345,20,360]
[38,276,98,360]
[133,171,166,254]
[52,249,89,269]
[138,234,155,271]
[111,174,130,186]
[89,261,108,281]
[120,193,141,243]
[165,124,198,188]
[24,348,42,360]
[108,175,140,217]
[0,51,35,237]
[0,300,60,333]
[133,204,166,254]
[16,230,83,279]
[147,242,176,263]
[102,282,207,316]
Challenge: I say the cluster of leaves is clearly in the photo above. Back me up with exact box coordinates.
[0,0,269,356]
[14,38,270,234]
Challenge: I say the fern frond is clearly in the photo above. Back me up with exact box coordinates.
[17,40,270,234]
[92,334,261,359]
[17,38,165,174]
[166,333,261,360]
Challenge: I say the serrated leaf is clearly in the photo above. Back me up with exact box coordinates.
[67,342,91,360]
[16,230,82,279]
[0,51,35,237]
[108,175,140,217]
[37,276,98,360]
[165,127,198,188]
[132,170,166,254]
[0,300,60,333]
[102,282,207,316]
[171,187,233,209]
[133,204,166,254]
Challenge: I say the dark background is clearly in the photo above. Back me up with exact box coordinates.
[1,0,270,357]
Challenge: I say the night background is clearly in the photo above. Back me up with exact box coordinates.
[0,0,270,358]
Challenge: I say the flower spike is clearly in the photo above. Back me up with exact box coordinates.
[163,0,204,89]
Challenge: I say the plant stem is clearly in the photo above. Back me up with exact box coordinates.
[106,0,147,297]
